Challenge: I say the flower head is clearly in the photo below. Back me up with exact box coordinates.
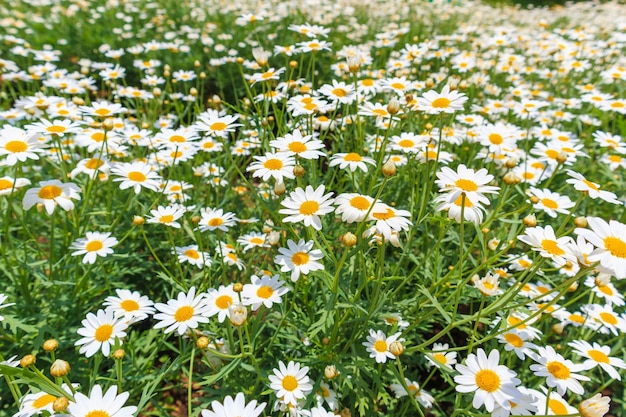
[70,232,118,264]
[75,309,128,357]
[268,361,313,406]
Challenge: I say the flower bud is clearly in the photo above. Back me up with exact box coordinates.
[50,359,70,377]
[382,159,397,177]
[20,354,36,368]
[529,195,539,204]
[324,365,339,380]
[293,165,305,177]
[273,181,286,196]
[389,341,405,356]
[112,349,125,360]
[229,303,247,326]
[347,54,361,73]
[196,336,209,349]
[235,57,244,65]
[133,215,145,226]
[552,323,565,335]
[502,172,520,185]
[574,216,588,228]
[53,397,69,413]
[387,98,401,115]
[523,214,537,227]
[342,232,357,247]
[233,283,244,293]
[289,60,298,69]
[190,87,198,97]
[556,151,568,164]
[268,231,281,245]
[43,339,58,352]
[504,158,518,169]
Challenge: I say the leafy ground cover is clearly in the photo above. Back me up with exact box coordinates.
[0,0,625,416]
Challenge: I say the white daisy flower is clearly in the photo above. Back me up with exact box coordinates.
[274,239,324,282]
[268,361,313,406]
[69,232,118,264]
[75,309,128,357]
[153,287,210,335]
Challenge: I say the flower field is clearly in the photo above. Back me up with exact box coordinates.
[0,0,626,416]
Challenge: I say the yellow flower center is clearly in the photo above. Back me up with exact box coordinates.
[94,324,113,342]
[215,295,232,310]
[454,179,478,192]
[372,109,388,117]
[548,399,568,415]
[398,139,415,148]
[210,122,227,131]
[372,208,395,220]
[282,375,298,391]
[90,132,105,142]
[86,411,110,417]
[184,249,200,259]
[46,125,66,133]
[569,314,585,324]
[332,88,347,97]
[249,237,265,245]
[85,240,103,252]
[174,305,194,322]
[288,142,307,153]
[588,349,610,364]
[159,214,174,223]
[299,201,319,215]
[506,315,527,329]
[547,361,571,379]
[32,394,56,409]
[541,198,558,209]
[598,285,614,296]
[362,79,374,86]
[344,152,362,162]
[120,299,139,311]
[504,333,524,348]
[38,185,62,200]
[263,158,283,170]
[169,135,186,143]
[208,218,223,227]
[611,102,625,108]
[85,158,104,170]
[545,149,559,159]
[604,236,626,258]
[291,251,310,266]
[599,312,618,325]
[488,133,503,145]
[431,97,451,108]
[433,353,447,364]
[391,82,405,90]
[128,171,147,182]
[94,108,111,116]
[453,195,473,208]
[475,369,501,392]
[257,285,274,299]
[0,179,12,190]
[374,340,388,352]
[350,196,371,210]
[541,239,565,256]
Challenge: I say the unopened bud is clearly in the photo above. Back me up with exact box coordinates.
[233,283,243,293]
[552,323,565,335]
[529,196,539,204]
[102,118,115,131]
[289,60,298,69]
[574,216,587,228]
[425,123,433,130]
[342,232,357,247]
[43,339,58,352]
[194,60,201,68]
[425,78,435,88]
[523,214,537,227]
[324,365,340,380]
[268,231,280,245]
[152,87,162,97]
[274,181,286,196]
[133,215,145,226]
[53,397,69,413]
[382,159,396,177]
[71,97,85,106]
[293,165,305,177]
[556,151,568,164]
[197,336,209,349]
[50,359,70,377]
[503,172,520,185]
[191,215,201,224]
[568,281,579,292]
[190,87,198,97]
[235,57,244,65]
[20,355,36,368]
[389,341,405,356]
[347,55,361,73]
[112,349,125,360]
[504,158,518,169]
[228,303,247,326]
[387,98,400,115]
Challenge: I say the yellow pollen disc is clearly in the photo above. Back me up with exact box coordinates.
[332,88,347,97]
[291,251,310,266]
[203,142,215,149]
[372,109,388,117]
[210,122,227,131]
[263,158,283,170]
[184,249,200,259]
[169,135,186,143]
[170,151,182,158]
[344,152,362,162]
[453,195,473,208]
[0,179,13,190]
[362,79,374,86]
[519,259,531,268]
[548,399,568,415]
[599,312,618,325]
[94,108,111,116]
[604,236,626,258]
[390,82,405,90]
[174,305,194,322]
[215,295,232,310]
[249,237,265,245]
[374,340,388,352]
[160,214,174,223]
[128,171,147,182]
[299,201,319,215]
[433,353,447,364]
[208,218,223,227]
[85,240,103,252]
[547,361,571,379]
[541,198,558,209]
[541,239,565,256]
[227,253,238,261]
[504,333,524,348]
[372,208,395,220]
[588,349,610,364]
[475,369,501,393]
[608,155,622,163]
[431,97,451,108]
[288,142,307,153]
[426,150,438,159]
[38,185,62,200]
[598,285,614,296]
[282,375,298,391]
[46,125,66,133]
[398,139,415,148]
[350,196,370,210]
[257,285,274,299]
[483,281,495,290]
[121,299,139,311]
[5,140,28,153]
[94,324,113,342]
[569,314,585,323]
[455,179,478,192]
[85,158,103,170]
[545,149,559,159]
[488,133,503,145]
[318,116,329,122]
[32,394,56,409]
[611,102,625,108]
[506,315,527,329]
[303,102,317,111]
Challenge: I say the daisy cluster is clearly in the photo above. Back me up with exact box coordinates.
[0,0,626,416]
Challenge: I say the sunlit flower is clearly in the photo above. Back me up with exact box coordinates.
[334,193,382,223]
[175,244,212,268]
[146,205,185,228]
[70,231,118,264]
[269,130,326,160]
[529,345,589,395]
[368,203,413,239]
[417,85,468,114]
[201,392,266,417]
[268,361,313,406]
[274,239,324,282]
[197,207,238,232]
[279,185,335,230]
[328,152,376,173]
[575,217,626,278]
[568,340,626,380]
[390,378,434,408]
[517,225,577,266]
[79,101,127,118]
[435,164,499,206]
[565,170,620,204]
[75,308,128,357]
[205,284,238,323]
[426,343,457,370]
[195,110,242,138]
[153,287,210,335]
[242,273,290,310]
[362,329,402,363]
[247,151,296,183]
[23,180,81,215]
[527,187,575,218]
[104,289,155,323]
[68,385,137,417]
[111,161,161,194]
[0,176,30,196]
[578,393,611,417]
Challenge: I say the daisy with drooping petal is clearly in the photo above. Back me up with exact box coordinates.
[197,207,238,232]
[528,388,577,416]
[79,101,127,118]
[103,289,155,323]
[583,303,626,336]
[279,185,335,231]
[205,284,238,323]
[367,204,413,240]
[434,192,487,225]
[426,343,457,370]
[417,85,468,114]
[70,232,118,264]
[242,274,290,310]
[274,239,324,282]
[195,110,242,138]
[174,245,212,268]
[269,129,326,160]
[110,161,161,194]
[334,193,383,223]
[565,170,621,204]
[237,232,270,252]
[527,187,575,218]
[75,309,128,357]
[390,378,435,408]
[495,330,536,360]
[517,225,577,267]
[23,180,81,215]
[0,176,30,196]
[246,151,296,183]
[362,329,402,363]
[268,361,313,406]
[328,152,376,173]
[584,274,624,306]
[146,205,185,228]
[435,164,499,206]
[454,348,522,413]
[529,345,589,395]
[67,385,137,417]
[201,392,266,417]
[568,340,626,380]
[153,287,210,335]
[15,391,58,417]
[575,217,626,279]
[0,125,44,166]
